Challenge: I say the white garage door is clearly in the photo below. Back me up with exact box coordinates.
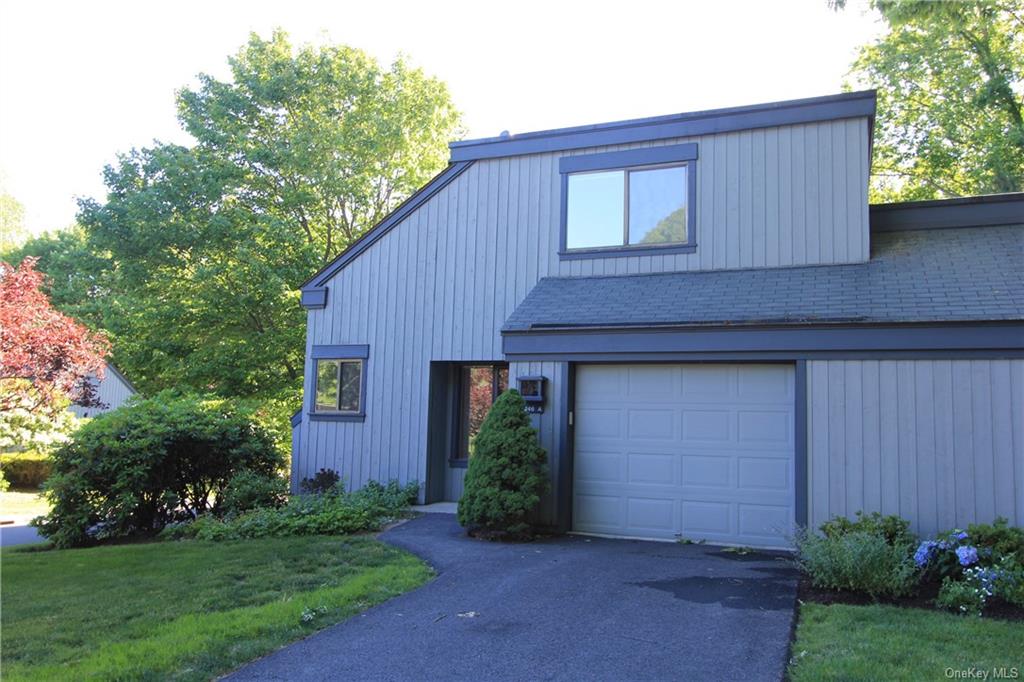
[573,364,796,548]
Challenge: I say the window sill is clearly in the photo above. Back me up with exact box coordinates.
[448,459,469,469]
[559,243,697,260]
[308,412,366,423]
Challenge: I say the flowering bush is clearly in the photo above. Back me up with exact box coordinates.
[916,520,1024,615]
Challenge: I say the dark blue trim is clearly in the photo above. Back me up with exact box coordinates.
[505,349,1024,362]
[308,413,366,423]
[300,287,328,309]
[871,193,1024,232]
[559,145,698,259]
[502,323,1024,357]
[290,410,302,427]
[794,361,808,528]
[311,344,369,359]
[558,143,698,174]
[559,362,574,534]
[450,91,876,161]
[300,161,474,291]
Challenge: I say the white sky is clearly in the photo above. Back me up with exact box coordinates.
[0,0,883,235]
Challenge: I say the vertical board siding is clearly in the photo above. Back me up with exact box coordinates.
[68,367,136,418]
[296,117,871,505]
[808,360,1024,536]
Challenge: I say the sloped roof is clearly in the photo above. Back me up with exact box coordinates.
[503,225,1024,332]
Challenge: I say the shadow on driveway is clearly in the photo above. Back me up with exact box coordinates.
[231,514,798,681]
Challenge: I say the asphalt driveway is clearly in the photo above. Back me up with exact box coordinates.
[231,514,798,681]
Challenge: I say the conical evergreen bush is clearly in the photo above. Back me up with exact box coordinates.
[457,389,549,536]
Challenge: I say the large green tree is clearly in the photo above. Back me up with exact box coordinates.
[841,0,1024,201]
[67,31,461,401]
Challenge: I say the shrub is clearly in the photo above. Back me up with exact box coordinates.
[34,392,284,548]
[300,468,342,495]
[796,529,918,598]
[457,390,548,536]
[161,480,418,541]
[0,451,53,489]
[0,468,8,493]
[966,517,1024,560]
[936,573,991,617]
[820,511,915,548]
[222,470,289,515]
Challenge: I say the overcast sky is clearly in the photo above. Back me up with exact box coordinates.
[0,0,883,235]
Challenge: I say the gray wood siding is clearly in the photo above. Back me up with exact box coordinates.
[68,365,136,418]
[296,116,871,508]
[807,360,1024,536]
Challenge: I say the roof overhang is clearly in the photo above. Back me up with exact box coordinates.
[871,193,1024,232]
[450,90,877,162]
[502,321,1024,361]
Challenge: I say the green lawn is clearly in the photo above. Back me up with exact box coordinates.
[0,489,50,522]
[1,535,431,681]
[789,602,1024,681]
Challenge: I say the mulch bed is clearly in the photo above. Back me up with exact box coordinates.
[797,576,1024,621]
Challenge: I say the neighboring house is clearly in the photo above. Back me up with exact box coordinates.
[293,90,1023,548]
[68,363,137,419]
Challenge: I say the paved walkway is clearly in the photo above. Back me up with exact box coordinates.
[232,514,797,681]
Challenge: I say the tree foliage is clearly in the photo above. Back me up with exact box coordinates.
[457,390,549,536]
[17,30,461,411]
[0,257,109,420]
[0,190,30,254]
[844,0,1024,201]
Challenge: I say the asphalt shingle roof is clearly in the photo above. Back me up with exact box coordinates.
[503,225,1024,331]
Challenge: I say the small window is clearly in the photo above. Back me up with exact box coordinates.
[455,365,508,461]
[314,359,363,414]
[566,164,689,251]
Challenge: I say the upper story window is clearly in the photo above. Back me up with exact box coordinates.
[559,143,697,259]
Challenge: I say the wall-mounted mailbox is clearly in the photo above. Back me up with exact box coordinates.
[517,375,546,414]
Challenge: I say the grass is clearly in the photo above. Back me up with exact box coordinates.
[1,535,432,681]
[788,602,1024,681]
[0,489,50,522]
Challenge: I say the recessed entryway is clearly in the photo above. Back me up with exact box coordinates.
[572,363,796,548]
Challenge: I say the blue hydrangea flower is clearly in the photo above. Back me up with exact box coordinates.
[956,545,979,566]
[955,531,968,541]
[914,541,937,567]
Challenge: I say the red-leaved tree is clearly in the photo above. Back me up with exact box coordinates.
[0,258,110,418]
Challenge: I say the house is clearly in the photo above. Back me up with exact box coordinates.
[68,363,137,419]
[294,90,1023,548]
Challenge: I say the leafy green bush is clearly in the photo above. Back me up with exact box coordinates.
[820,511,915,548]
[457,390,548,536]
[161,480,418,541]
[0,451,53,489]
[936,575,988,617]
[796,529,918,598]
[966,518,1024,560]
[222,470,288,515]
[300,468,342,495]
[35,392,284,548]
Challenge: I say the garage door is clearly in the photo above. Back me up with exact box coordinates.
[573,364,795,548]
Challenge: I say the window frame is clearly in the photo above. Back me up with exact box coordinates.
[308,345,369,422]
[449,363,509,467]
[558,143,698,260]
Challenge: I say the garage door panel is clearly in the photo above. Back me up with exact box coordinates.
[737,410,792,446]
[574,450,623,483]
[681,501,732,534]
[575,408,622,437]
[627,452,676,485]
[738,457,790,490]
[738,365,794,400]
[626,497,676,532]
[574,364,795,548]
[681,409,732,441]
[627,409,675,440]
[680,455,731,487]
[738,504,792,539]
